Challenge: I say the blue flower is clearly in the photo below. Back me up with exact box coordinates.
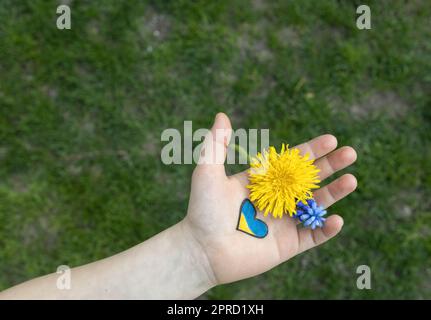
[294,199,327,230]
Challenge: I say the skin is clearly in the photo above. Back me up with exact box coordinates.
[0,113,357,299]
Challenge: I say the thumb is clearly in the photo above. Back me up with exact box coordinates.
[196,113,232,173]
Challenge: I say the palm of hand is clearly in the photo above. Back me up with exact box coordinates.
[184,114,357,285]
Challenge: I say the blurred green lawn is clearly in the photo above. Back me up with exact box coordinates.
[0,0,430,299]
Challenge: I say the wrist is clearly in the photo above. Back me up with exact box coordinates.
[177,219,218,293]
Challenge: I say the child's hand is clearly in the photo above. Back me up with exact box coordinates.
[183,113,357,285]
[0,112,357,299]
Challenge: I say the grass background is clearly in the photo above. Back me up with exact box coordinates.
[0,0,430,299]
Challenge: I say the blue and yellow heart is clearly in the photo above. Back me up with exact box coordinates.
[236,199,268,238]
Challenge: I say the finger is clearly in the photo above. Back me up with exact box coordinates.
[314,174,357,208]
[314,146,357,181]
[296,214,344,254]
[196,113,232,174]
[294,134,338,160]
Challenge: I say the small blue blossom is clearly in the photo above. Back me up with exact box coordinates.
[294,199,327,230]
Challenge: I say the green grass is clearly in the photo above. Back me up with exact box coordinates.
[0,0,430,299]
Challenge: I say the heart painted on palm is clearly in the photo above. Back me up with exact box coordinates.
[236,199,268,238]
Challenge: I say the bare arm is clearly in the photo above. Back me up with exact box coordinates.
[0,220,214,299]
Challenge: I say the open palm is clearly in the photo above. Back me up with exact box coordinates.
[184,113,357,285]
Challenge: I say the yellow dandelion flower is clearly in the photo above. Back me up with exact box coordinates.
[247,144,320,218]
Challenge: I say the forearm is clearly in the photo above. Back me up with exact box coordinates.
[0,220,215,299]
